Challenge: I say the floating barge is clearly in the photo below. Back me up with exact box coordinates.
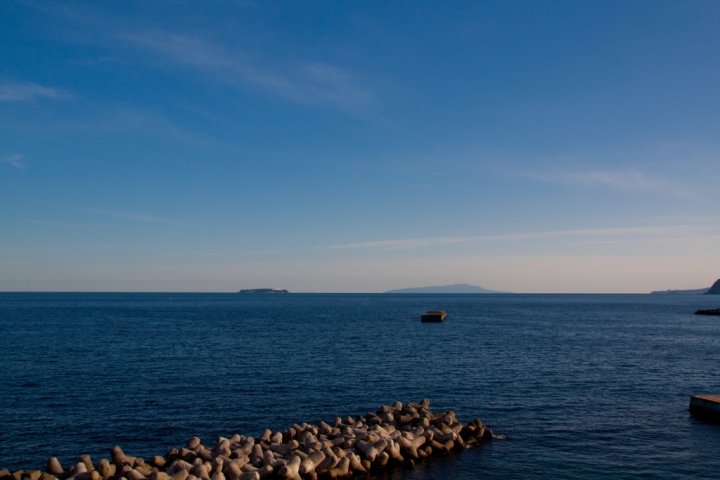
[694,308,720,316]
[689,395,720,419]
[421,311,446,323]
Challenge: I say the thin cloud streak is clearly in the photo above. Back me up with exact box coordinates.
[571,235,720,246]
[324,225,712,250]
[26,219,73,228]
[527,170,687,196]
[113,30,375,114]
[0,81,67,101]
[2,154,26,169]
[89,208,187,227]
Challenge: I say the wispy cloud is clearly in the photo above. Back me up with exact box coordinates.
[113,30,375,114]
[89,208,187,227]
[26,219,72,228]
[0,81,68,102]
[324,225,711,250]
[527,169,687,196]
[571,235,720,246]
[1,154,25,169]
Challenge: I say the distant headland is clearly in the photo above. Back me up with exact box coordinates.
[651,278,720,295]
[384,283,509,294]
[238,288,289,294]
[651,287,710,295]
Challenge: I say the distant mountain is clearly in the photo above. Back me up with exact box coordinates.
[384,283,508,294]
[706,279,720,295]
[238,288,289,294]
[651,287,709,295]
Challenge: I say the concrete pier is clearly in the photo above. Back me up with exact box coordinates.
[689,395,720,419]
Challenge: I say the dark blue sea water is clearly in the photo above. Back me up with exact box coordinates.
[2,293,720,479]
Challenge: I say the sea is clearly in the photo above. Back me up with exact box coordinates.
[1,293,720,479]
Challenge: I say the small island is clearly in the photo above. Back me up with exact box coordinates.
[238,288,289,294]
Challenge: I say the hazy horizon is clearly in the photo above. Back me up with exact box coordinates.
[2,1,719,293]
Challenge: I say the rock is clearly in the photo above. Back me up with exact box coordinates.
[385,439,404,462]
[210,459,223,476]
[132,466,151,478]
[261,451,273,469]
[188,464,208,480]
[79,457,93,473]
[9,400,494,480]
[313,448,339,474]
[275,455,300,480]
[236,474,258,480]
[269,433,282,445]
[255,466,272,480]
[110,448,126,466]
[345,452,365,473]
[23,471,42,480]
[167,461,192,476]
[72,463,88,477]
[269,440,298,457]
[196,450,212,463]
[355,441,379,462]
[299,452,324,475]
[125,470,144,480]
[281,429,296,443]
[96,460,115,479]
[327,458,349,479]
[433,431,456,443]
[374,452,389,468]
[222,464,239,480]
[249,446,263,468]
[47,459,63,476]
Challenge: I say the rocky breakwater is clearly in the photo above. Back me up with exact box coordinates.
[0,400,493,480]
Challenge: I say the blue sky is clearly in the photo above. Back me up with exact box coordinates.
[2,0,719,292]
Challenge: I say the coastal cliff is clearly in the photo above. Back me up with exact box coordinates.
[651,288,709,294]
[706,279,720,295]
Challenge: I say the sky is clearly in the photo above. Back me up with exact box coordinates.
[1,0,720,293]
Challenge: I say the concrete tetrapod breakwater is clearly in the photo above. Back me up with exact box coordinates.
[0,400,493,480]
